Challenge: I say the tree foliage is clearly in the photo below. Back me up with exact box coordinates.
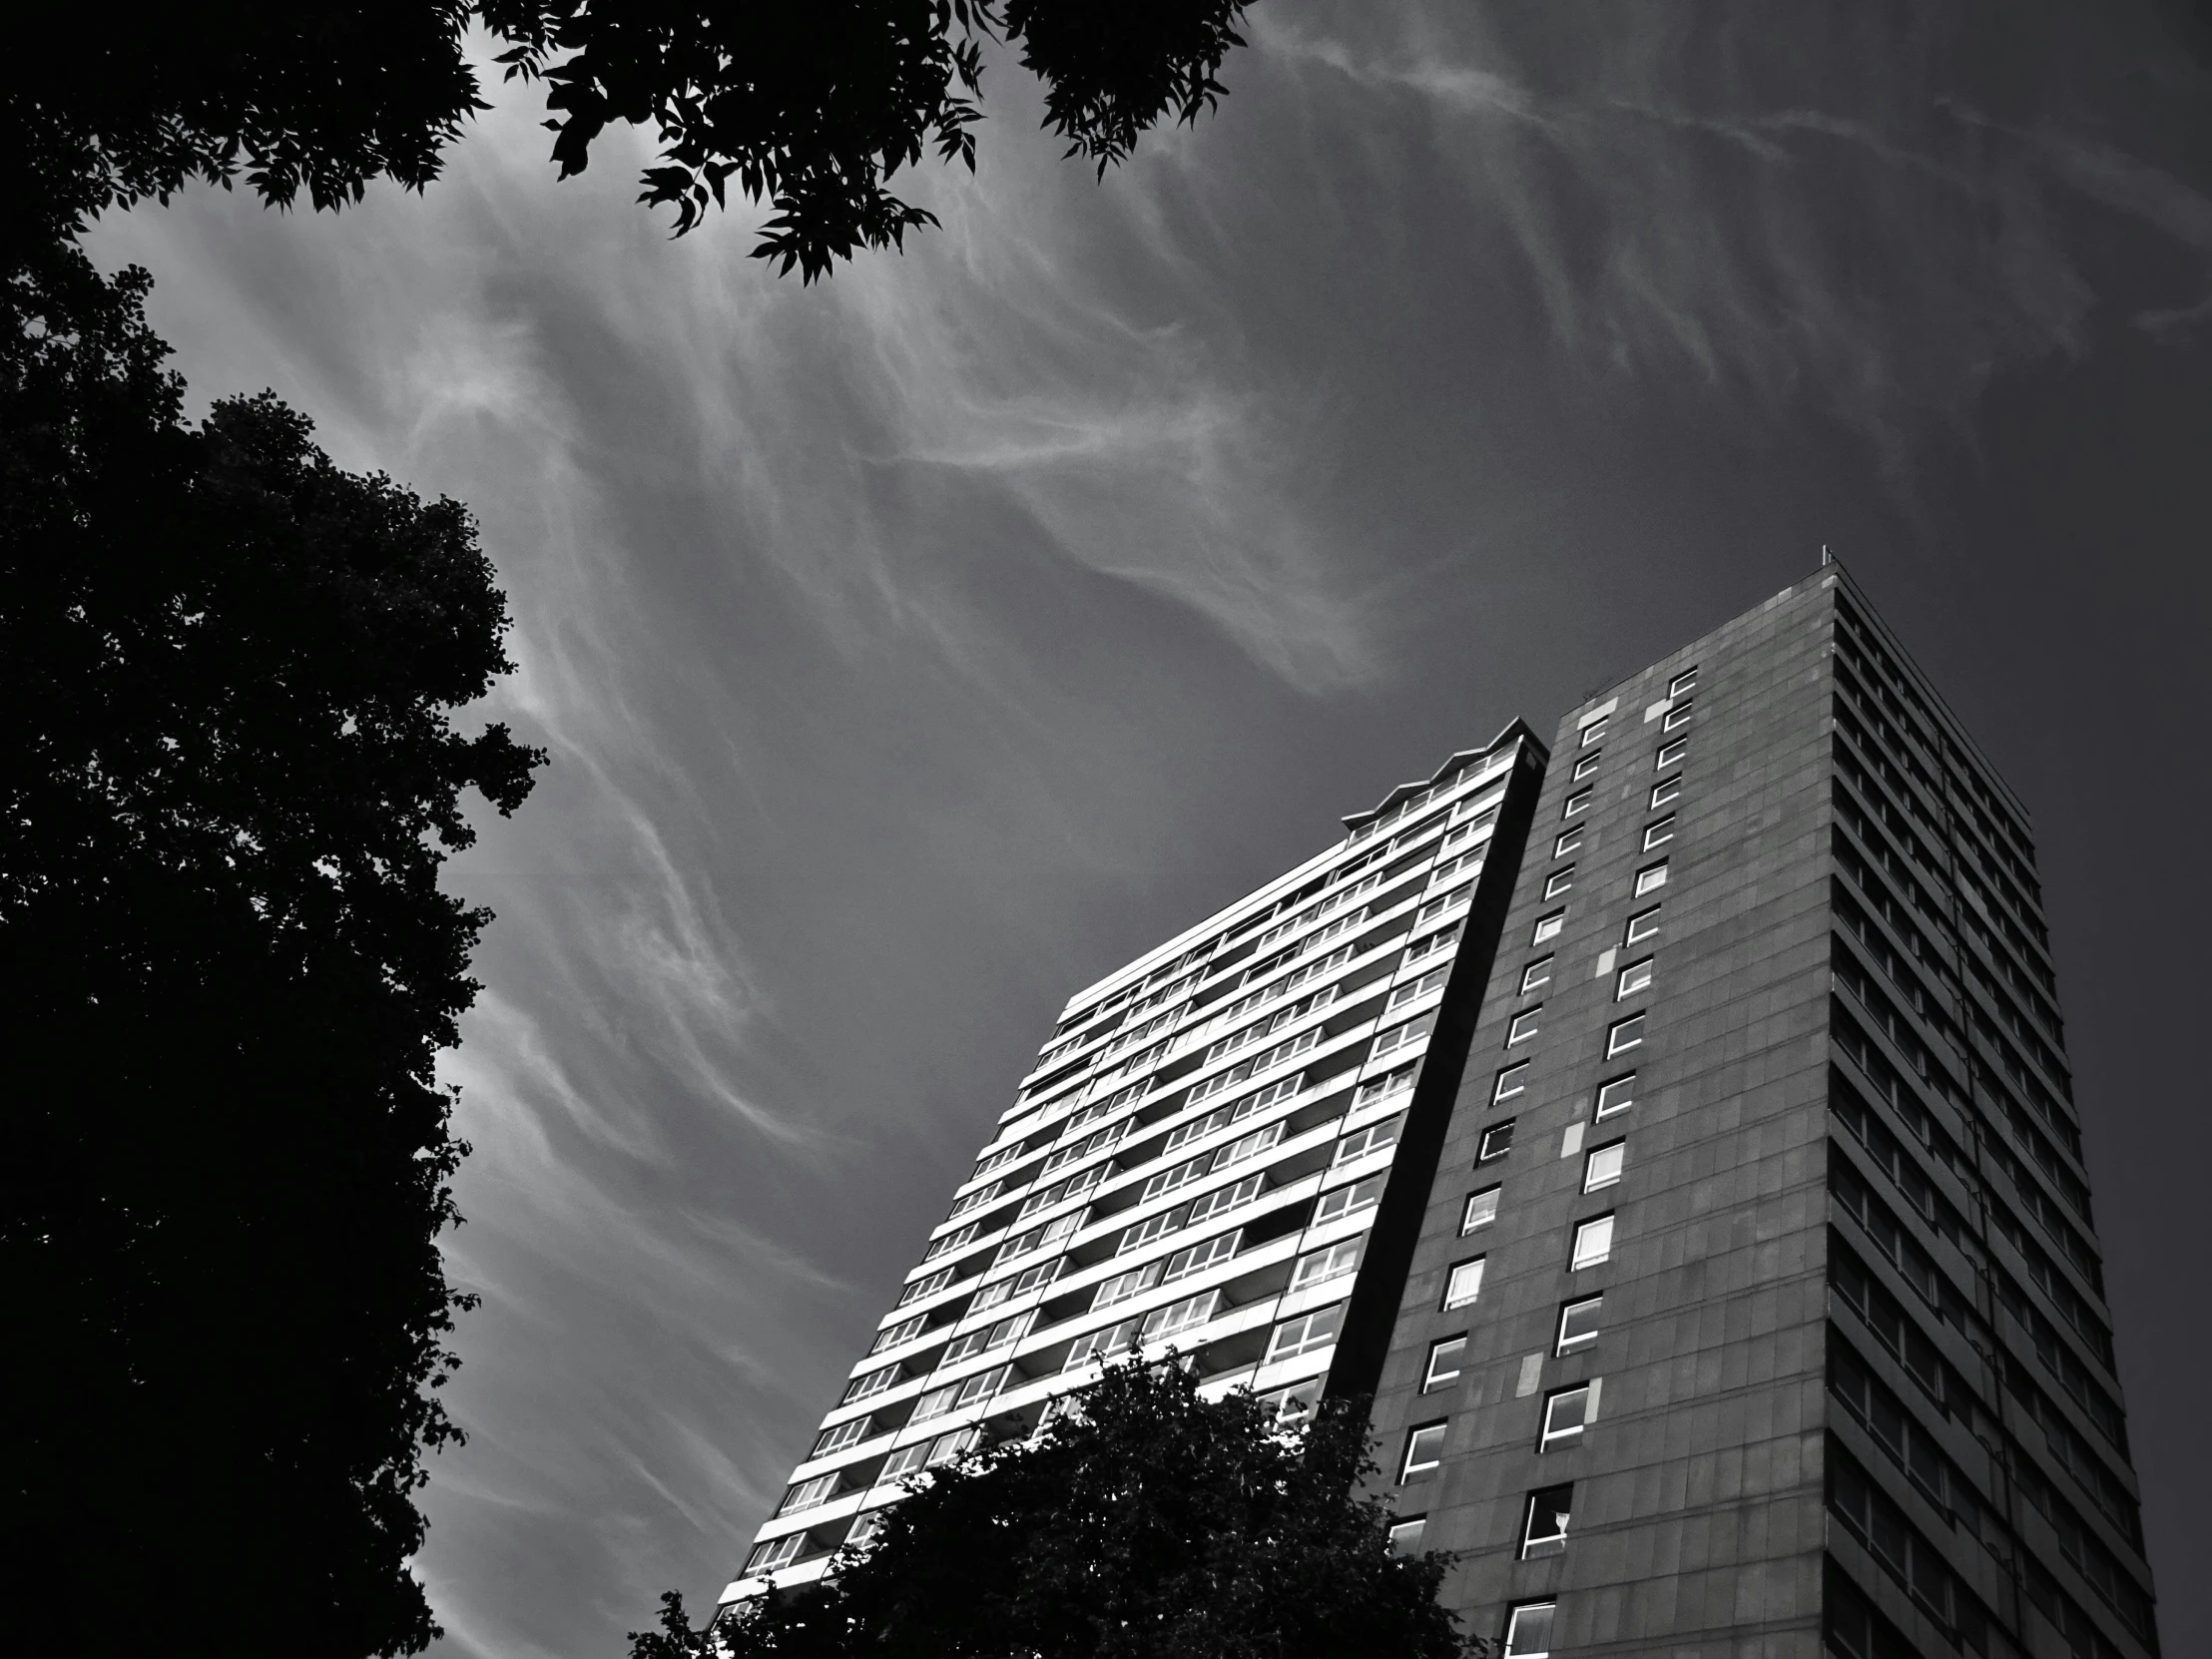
[6,1,1248,279]
[0,245,542,1656]
[637,1360,1487,1659]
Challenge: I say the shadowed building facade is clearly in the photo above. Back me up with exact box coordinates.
[719,569,2160,1659]
[1365,568,2159,1659]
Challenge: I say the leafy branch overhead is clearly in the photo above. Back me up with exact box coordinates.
[7,1,1249,280]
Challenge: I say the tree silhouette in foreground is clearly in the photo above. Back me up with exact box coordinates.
[0,249,542,1657]
[632,1359,1490,1659]
[8,1,1250,279]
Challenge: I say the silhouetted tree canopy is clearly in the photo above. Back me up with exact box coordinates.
[631,1359,1487,1659]
[6,1,1248,278]
[0,246,542,1657]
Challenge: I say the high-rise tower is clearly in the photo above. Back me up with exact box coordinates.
[1365,567,2157,1659]
[717,568,2160,1659]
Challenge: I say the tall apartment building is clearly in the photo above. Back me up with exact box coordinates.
[1365,567,2157,1659]
[718,568,2160,1659]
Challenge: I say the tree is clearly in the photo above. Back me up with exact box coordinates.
[0,246,542,1656]
[6,1,1249,279]
[634,1359,1490,1659]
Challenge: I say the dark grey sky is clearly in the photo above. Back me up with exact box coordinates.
[89,5,2209,1654]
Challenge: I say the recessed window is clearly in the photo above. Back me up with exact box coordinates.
[1580,717,1608,747]
[1388,1517,1428,1554]
[1520,956,1553,994]
[1650,775,1682,809]
[1267,1303,1345,1363]
[1634,860,1669,896]
[1461,1186,1500,1233]
[1540,1383,1591,1449]
[1583,1141,1625,1192]
[1400,1421,1448,1480]
[1606,1013,1645,1056]
[1544,865,1575,898]
[1593,1074,1636,1120]
[1424,1336,1468,1391]
[1572,752,1602,780]
[1562,789,1591,820]
[812,1416,872,1458]
[1615,957,1653,999]
[1532,909,1565,944]
[1443,1258,1487,1310]
[1504,1601,1556,1659]
[746,1532,808,1576]
[1656,738,1687,770]
[1642,816,1676,850]
[1624,906,1661,945]
[1553,826,1583,856]
[1669,667,1698,697]
[1478,1120,1516,1163]
[1291,1239,1362,1290]
[1556,1294,1603,1354]
[1520,1483,1574,1557]
[1492,1062,1528,1104]
[1571,1214,1616,1270]
[1663,700,1694,732]
[1506,1006,1542,1046]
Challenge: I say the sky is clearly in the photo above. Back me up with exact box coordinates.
[86,4,2211,1655]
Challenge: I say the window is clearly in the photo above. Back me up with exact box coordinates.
[1267,1303,1345,1362]
[1656,738,1687,770]
[1650,774,1682,809]
[1443,1258,1486,1310]
[1583,1141,1625,1192]
[1506,1006,1541,1046]
[1624,905,1661,944]
[878,1439,931,1481]
[844,1508,889,1550]
[1519,957,1553,994]
[1093,1262,1162,1310]
[1315,1172,1386,1225]
[1504,1601,1556,1659]
[1520,1483,1574,1556]
[922,1426,979,1467]
[812,1417,872,1458]
[1561,789,1591,820]
[1553,826,1583,856]
[1461,1186,1500,1233]
[1424,1336,1467,1391]
[939,1312,1027,1365]
[1606,1014,1645,1056]
[911,1364,1008,1421]
[1593,1074,1636,1119]
[1663,699,1694,731]
[1388,965,1449,1008]
[1478,1119,1516,1162]
[1642,815,1676,850]
[778,1472,839,1515]
[1291,1239,1362,1290]
[1532,909,1565,944]
[1162,1231,1239,1284]
[1400,1421,1448,1480]
[1140,1289,1220,1343]
[1540,1383,1590,1449]
[1387,1517,1428,1553]
[842,1365,900,1404]
[745,1532,808,1576]
[1555,1294,1603,1354]
[1543,865,1575,898]
[1571,1214,1616,1270]
[1580,716,1608,746]
[1634,859,1669,896]
[1261,1379,1322,1427]
[1335,1112,1405,1164]
[1373,1011,1434,1059]
[1615,957,1653,998]
[897,1267,954,1307]
[1492,1062,1528,1104]
[1669,666,1698,697]
[1572,751,1602,780]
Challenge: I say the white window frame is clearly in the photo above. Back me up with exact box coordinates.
[1553,826,1583,857]
[1580,717,1608,746]
[1492,1062,1528,1104]
[1594,1074,1636,1119]
[1504,1601,1556,1659]
[1423,1336,1467,1391]
[1663,699,1694,731]
[1543,865,1575,898]
[1624,905,1661,945]
[1583,1141,1625,1192]
[1650,775,1682,809]
[1400,1421,1448,1480]
[1656,738,1687,770]
[1615,957,1653,999]
[1478,1120,1515,1163]
[1267,1303,1345,1363]
[1669,667,1698,697]
[1532,909,1565,944]
[1540,1383,1591,1449]
[1442,1257,1486,1310]
[1634,860,1669,896]
[1643,816,1675,850]
[1506,1006,1541,1046]
[1556,1294,1603,1354]
[1520,956,1553,993]
[1606,1013,1645,1056]
[1571,1214,1616,1270]
[1561,789,1591,820]
[1388,1517,1428,1553]
[1461,1186,1500,1233]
